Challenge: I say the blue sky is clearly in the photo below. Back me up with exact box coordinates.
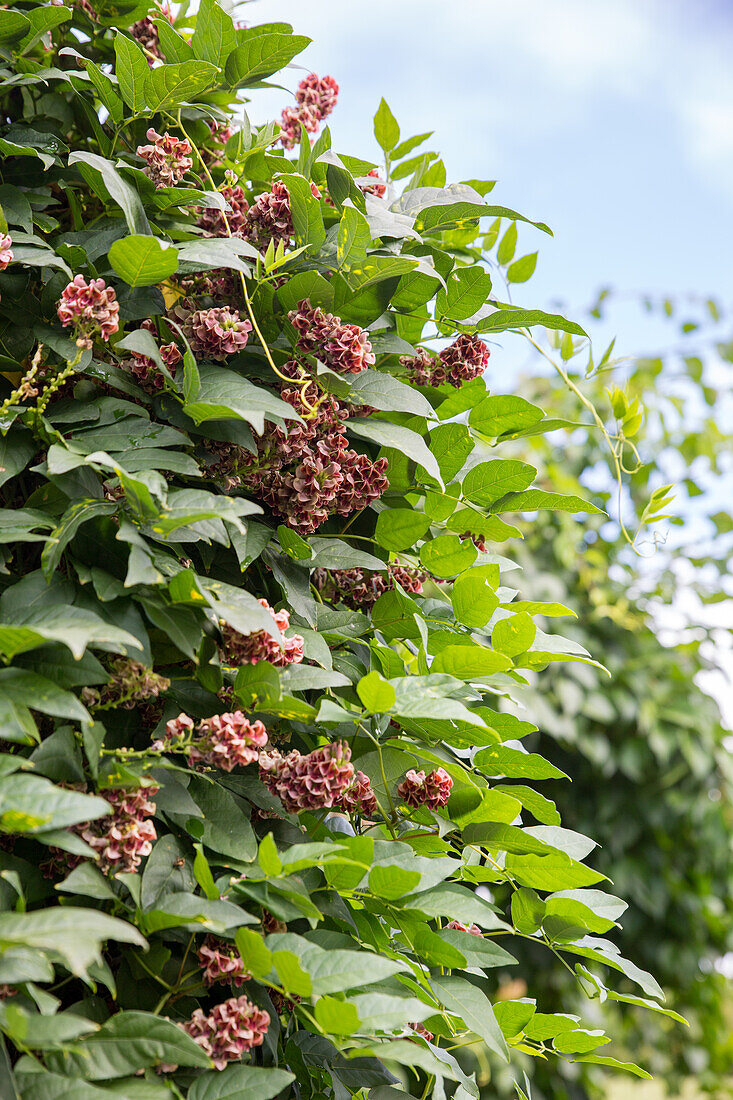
[244,0,733,721]
[248,0,733,358]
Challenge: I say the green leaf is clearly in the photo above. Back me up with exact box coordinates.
[438,267,493,320]
[258,832,283,877]
[511,888,546,934]
[0,908,145,980]
[357,671,396,714]
[184,364,301,434]
[108,236,178,287]
[0,11,30,46]
[234,928,273,980]
[46,1012,211,1079]
[414,927,467,968]
[431,645,512,679]
[315,997,360,1035]
[113,33,150,114]
[462,460,536,508]
[374,98,400,153]
[347,418,443,485]
[468,395,544,438]
[506,252,538,283]
[475,745,568,780]
[191,0,237,67]
[188,1065,296,1100]
[431,975,508,1060]
[368,864,421,900]
[68,151,150,237]
[0,774,109,834]
[420,534,477,578]
[473,308,588,338]
[337,205,371,268]
[278,173,325,251]
[496,222,517,265]
[0,431,35,488]
[146,60,218,111]
[493,489,604,515]
[492,612,537,657]
[452,568,499,628]
[0,668,90,723]
[429,422,474,482]
[225,32,311,87]
[374,509,431,552]
[272,950,312,997]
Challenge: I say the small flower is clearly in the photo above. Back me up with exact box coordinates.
[296,73,339,120]
[137,128,193,189]
[244,181,294,249]
[360,168,386,198]
[446,920,482,936]
[0,234,14,271]
[183,995,270,1070]
[337,770,378,815]
[80,784,158,874]
[400,347,446,388]
[199,936,250,987]
[127,319,182,393]
[162,711,268,771]
[259,741,355,813]
[409,1021,434,1043]
[397,767,453,810]
[57,275,119,349]
[130,2,173,63]
[279,105,319,150]
[289,299,375,375]
[438,334,490,387]
[183,306,252,361]
[220,599,304,668]
[197,184,250,238]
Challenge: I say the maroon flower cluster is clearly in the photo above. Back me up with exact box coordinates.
[259,741,355,813]
[81,658,170,710]
[219,599,304,668]
[130,2,173,63]
[0,234,13,271]
[161,710,269,771]
[136,128,192,188]
[238,371,387,534]
[184,996,270,1070]
[57,275,119,348]
[197,183,250,238]
[80,785,158,874]
[409,1021,434,1043]
[401,334,490,388]
[397,767,453,810]
[360,168,386,198]
[280,73,339,150]
[199,936,250,987]
[460,530,487,553]
[126,318,182,393]
[290,299,375,374]
[339,769,379,815]
[203,119,234,167]
[313,563,426,610]
[446,919,482,936]
[244,180,294,250]
[182,306,252,361]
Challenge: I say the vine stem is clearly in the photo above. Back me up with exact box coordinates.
[525,333,639,550]
[169,112,319,412]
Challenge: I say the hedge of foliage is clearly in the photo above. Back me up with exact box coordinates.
[0,2,680,1097]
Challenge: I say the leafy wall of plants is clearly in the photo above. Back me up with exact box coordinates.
[0,2,680,1098]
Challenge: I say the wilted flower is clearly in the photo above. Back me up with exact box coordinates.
[446,919,482,936]
[397,767,453,810]
[183,995,270,1070]
[289,299,375,374]
[259,741,355,813]
[57,275,119,348]
[137,128,192,188]
[183,306,252,361]
[162,710,268,771]
[0,235,13,271]
[199,936,250,987]
[219,599,304,668]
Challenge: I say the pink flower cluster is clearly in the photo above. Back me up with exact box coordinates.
[57,275,119,349]
[244,180,294,250]
[183,306,252,361]
[0,235,13,271]
[130,2,173,63]
[259,741,355,813]
[290,299,375,374]
[313,563,426,610]
[409,1021,434,1043]
[199,936,250,987]
[197,183,250,238]
[446,919,482,936]
[81,657,170,710]
[127,318,182,393]
[184,996,270,1070]
[397,767,453,810]
[80,785,158,874]
[339,769,379,815]
[161,710,269,771]
[239,373,388,534]
[401,334,490,388]
[203,119,234,167]
[219,599,304,668]
[280,73,339,150]
[137,128,192,189]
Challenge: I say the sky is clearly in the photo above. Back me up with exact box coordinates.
[243,0,733,722]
